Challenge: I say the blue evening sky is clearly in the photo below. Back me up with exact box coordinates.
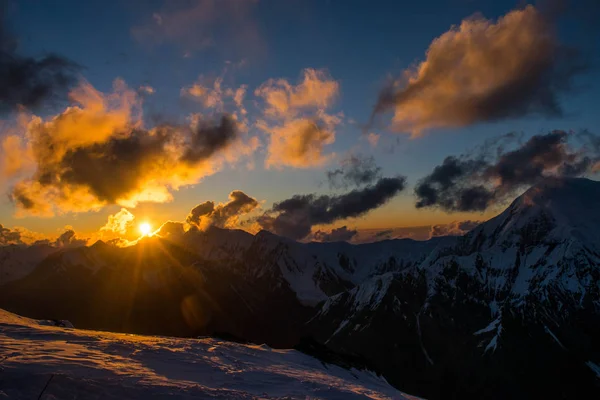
[2,0,599,236]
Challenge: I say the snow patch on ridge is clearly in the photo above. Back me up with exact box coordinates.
[0,308,416,400]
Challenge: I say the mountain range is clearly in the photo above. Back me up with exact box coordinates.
[1,177,599,399]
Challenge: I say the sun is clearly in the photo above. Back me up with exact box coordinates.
[139,222,152,236]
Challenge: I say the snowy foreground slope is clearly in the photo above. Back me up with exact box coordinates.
[0,309,418,400]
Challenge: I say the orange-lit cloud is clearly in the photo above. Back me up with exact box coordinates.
[255,69,339,118]
[53,229,88,248]
[0,224,22,245]
[309,225,357,242]
[100,208,136,235]
[182,76,248,116]
[139,85,155,95]
[131,0,264,59]
[373,5,585,135]
[0,80,252,216]
[1,128,34,177]
[256,69,341,168]
[259,114,339,169]
[155,221,186,241]
[429,220,482,238]
[186,190,259,230]
[0,224,88,247]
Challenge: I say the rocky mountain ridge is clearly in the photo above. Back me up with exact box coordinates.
[1,177,599,399]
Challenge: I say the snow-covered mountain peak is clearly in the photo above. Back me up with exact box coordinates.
[465,177,600,252]
[517,177,600,242]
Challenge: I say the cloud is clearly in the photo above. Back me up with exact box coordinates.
[186,190,259,230]
[415,156,491,212]
[255,69,339,119]
[0,223,90,247]
[1,80,249,216]
[366,133,380,148]
[54,229,88,248]
[131,0,264,58]
[138,85,155,95]
[256,69,341,168]
[326,154,383,189]
[0,6,80,113]
[155,221,186,241]
[415,130,600,212]
[1,131,34,177]
[182,76,248,118]
[256,177,406,240]
[260,114,339,168]
[429,220,482,238]
[375,229,394,238]
[101,208,135,234]
[373,5,585,135]
[351,226,433,243]
[0,223,22,245]
[310,226,357,242]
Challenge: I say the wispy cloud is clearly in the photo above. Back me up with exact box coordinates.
[429,220,481,238]
[326,154,383,189]
[309,226,357,242]
[131,0,264,59]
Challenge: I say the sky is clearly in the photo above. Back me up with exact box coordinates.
[1,0,600,246]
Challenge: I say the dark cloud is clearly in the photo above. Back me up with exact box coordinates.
[59,115,237,204]
[487,131,584,187]
[0,223,22,245]
[326,154,383,189]
[186,190,259,229]
[27,229,88,248]
[106,238,130,247]
[58,128,174,204]
[186,201,216,225]
[372,5,586,134]
[180,115,238,164]
[0,4,79,112]
[430,220,482,238]
[310,226,358,242]
[414,156,490,211]
[156,221,186,241]
[375,229,394,238]
[257,177,407,240]
[54,229,87,248]
[415,130,600,212]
